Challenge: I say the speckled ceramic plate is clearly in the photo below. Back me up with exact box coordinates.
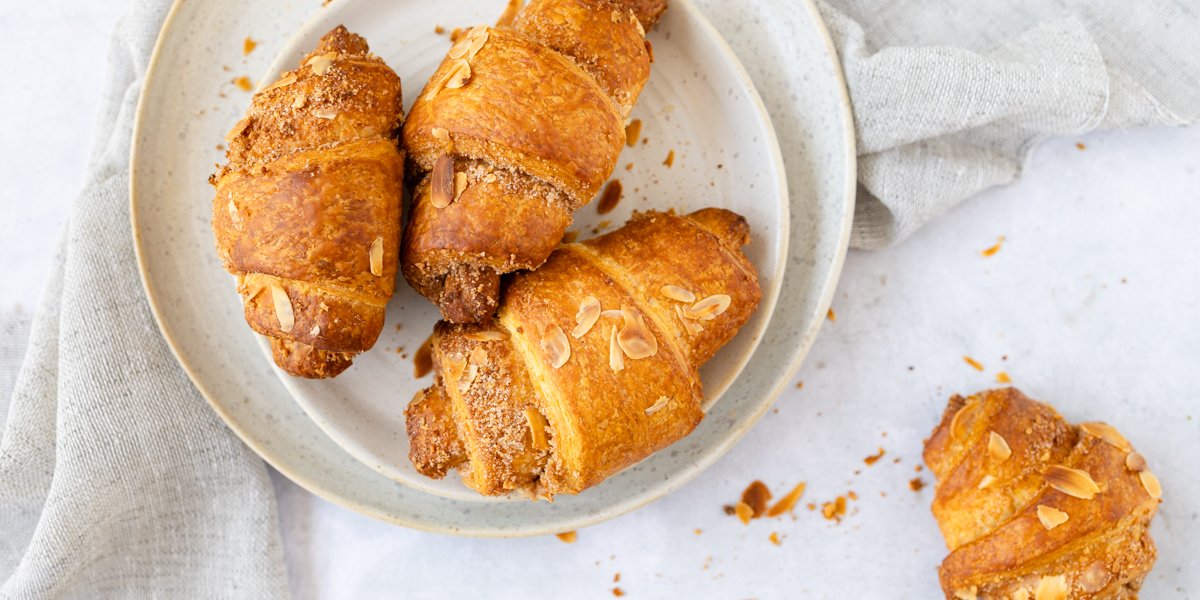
[132,0,854,535]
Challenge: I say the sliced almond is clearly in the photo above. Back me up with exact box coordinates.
[225,117,251,142]
[600,309,623,319]
[1036,505,1069,530]
[608,325,624,372]
[313,107,338,120]
[430,155,455,208]
[1044,465,1100,500]
[541,324,570,368]
[453,171,468,202]
[369,236,383,276]
[444,60,472,89]
[1125,451,1147,472]
[952,588,977,600]
[1139,471,1162,499]
[1012,588,1031,600]
[617,305,657,359]
[305,52,338,75]
[675,305,704,336]
[949,399,981,440]
[458,363,479,393]
[684,294,731,320]
[644,396,669,415]
[261,74,298,93]
[976,474,996,490]
[271,285,294,333]
[660,285,696,303]
[444,353,466,387]
[431,127,450,141]
[466,26,489,59]
[571,296,601,338]
[988,431,1012,462]
[309,324,320,336]
[1079,422,1131,452]
[525,407,549,450]
[1034,575,1069,600]
[465,330,508,342]
[227,199,241,225]
[447,37,471,60]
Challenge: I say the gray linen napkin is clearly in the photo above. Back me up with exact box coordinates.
[1,0,1197,596]
[0,1,286,598]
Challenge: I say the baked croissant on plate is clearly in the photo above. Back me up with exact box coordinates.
[211,26,405,378]
[401,0,665,324]
[924,388,1162,599]
[406,208,760,498]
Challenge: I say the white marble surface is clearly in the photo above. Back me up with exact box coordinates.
[2,1,1198,598]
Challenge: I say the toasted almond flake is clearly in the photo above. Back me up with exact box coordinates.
[684,294,731,320]
[977,474,996,490]
[291,94,307,109]
[950,399,980,440]
[525,407,549,450]
[608,325,624,372]
[309,324,321,336]
[541,325,570,368]
[1037,505,1069,530]
[734,501,753,525]
[1125,451,1147,472]
[644,396,669,415]
[465,330,508,342]
[271,285,294,333]
[448,37,470,60]
[600,309,623,319]
[988,431,1012,462]
[660,285,696,303]
[1079,562,1110,593]
[1139,471,1162,499]
[618,305,658,359]
[431,127,449,141]
[369,236,383,276]
[261,74,298,93]
[1012,588,1031,600]
[572,296,601,338]
[675,305,704,336]
[458,363,479,392]
[1079,422,1132,452]
[1044,465,1100,500]
[313,107,338,120]
[430,155,455,208]
[766,483,806,517]
[305,52,337,75]
[453,171,468,202]
[227,199,241,224]
[225,117,251,142]
[466,26,489,58]
[952,588,977,600]
[444,60,471,89]
[1034,575,1069,600]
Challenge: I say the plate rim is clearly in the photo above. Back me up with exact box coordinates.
[130,0,857,536]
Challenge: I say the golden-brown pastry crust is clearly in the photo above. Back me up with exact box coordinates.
[401,0,664,324]
[211,26,404,378]
[924,388,1162,599]
[406,208,760,498]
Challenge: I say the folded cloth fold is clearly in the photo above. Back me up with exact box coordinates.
[0,0,287,597]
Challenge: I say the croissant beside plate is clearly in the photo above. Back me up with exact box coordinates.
[406,208,761,498]
[924,388,1163,599]
[211,27,405,378]
[401,0,666,324]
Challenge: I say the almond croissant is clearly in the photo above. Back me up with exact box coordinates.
[406,208,760,497]
[401,0,665,324]
[924,388,1162,599]
[211,26,405,378]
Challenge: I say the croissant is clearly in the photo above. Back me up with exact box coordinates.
[405,208,760,497]
[211,26,405,378]
[400,0,666,324]
[923,388,1162,599]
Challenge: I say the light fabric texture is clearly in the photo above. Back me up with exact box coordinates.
[817,0,1200,248]
[1,0,1198,597]
[0,0,287,598]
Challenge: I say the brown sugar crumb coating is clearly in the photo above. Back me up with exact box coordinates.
[211,26,405,378]
[406,208,760,498]
[401,0,667,324]
[924,388,1162,599]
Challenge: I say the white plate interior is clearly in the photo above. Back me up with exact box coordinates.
[131,0,853,536]
[260,0,789,501]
